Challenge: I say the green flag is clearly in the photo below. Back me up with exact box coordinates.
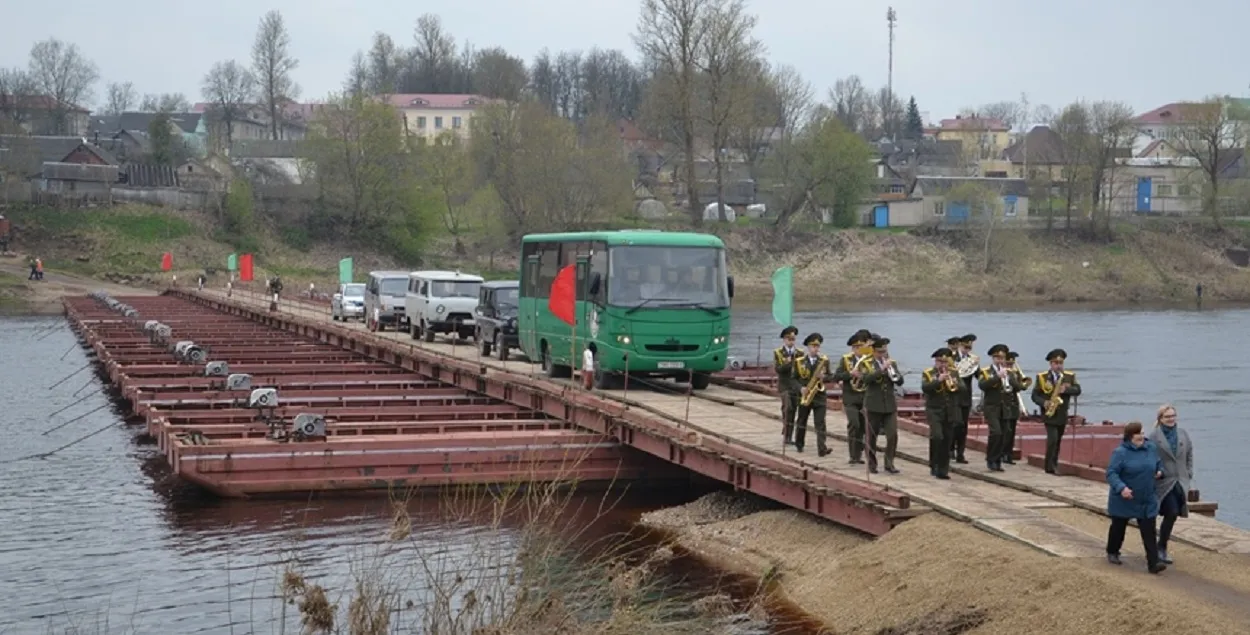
[771,266,794,328]
[227,253,238,271]
[338,257,353,284]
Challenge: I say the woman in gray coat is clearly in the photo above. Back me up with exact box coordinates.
[1151,403,1194,565]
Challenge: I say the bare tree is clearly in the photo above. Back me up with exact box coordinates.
[635,0,716,223]
[344,52,369,97]
[140,93,191,113]
[870,86,904,140]
[552,51,582,119]
[732,62,812,178]
[0,69,38,127]
[252,10,300,140]
[472,47,527,102]
[1049,102,1093,231]
[103,81,136,115]
[366,32,402,95]
[1165,96,1249,225]
[201,60,256,150]
[694,0,761,221]
[976,101,1026,131]
[412,14,458,92]
[579,49,645,120]
[27,38,99,134]
[829,75,870,135]
[1086,101,1137,237]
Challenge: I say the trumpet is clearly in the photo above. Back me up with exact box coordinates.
[997,365,1014,393]
[883,357,900,382]
[939,366,959,392]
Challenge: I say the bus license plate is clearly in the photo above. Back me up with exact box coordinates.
[657,361,685,369]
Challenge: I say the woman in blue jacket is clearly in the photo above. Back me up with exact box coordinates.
[1105,421,1166,573]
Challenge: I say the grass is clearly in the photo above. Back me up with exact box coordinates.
[0,270,28,312]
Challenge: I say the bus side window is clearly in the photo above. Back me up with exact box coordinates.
[535,242,559,298]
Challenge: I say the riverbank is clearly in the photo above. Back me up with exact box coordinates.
[643,491,1250,634]
[0,259,156,314]
[8,203,1250,306]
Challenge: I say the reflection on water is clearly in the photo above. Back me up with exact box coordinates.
[0,317,786,635]
[730,307,1250,529]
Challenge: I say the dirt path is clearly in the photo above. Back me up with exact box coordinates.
[0,254,156,314]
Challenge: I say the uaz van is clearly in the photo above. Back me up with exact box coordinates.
[364,270,410,332]
[404,270,484,342]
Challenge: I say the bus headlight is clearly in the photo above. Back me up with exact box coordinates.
[436,304,446,314]
[616,335,631,344]
[712,335,726,344]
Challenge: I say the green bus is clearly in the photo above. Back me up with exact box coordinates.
[517,230,734,390]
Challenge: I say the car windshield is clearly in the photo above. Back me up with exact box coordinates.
[494,287,518,307]
[607,246,729,308]
[379,278,407,296]
[430,280,481,298]
[342,284,364,297]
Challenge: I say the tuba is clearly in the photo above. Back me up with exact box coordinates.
[800,356,830,407]
[955,352,980,378]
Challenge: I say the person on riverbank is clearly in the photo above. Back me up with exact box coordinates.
[1001,350,1029,464]
[863,336,904,474]
[773,326,802,445]
[1151,404,1193,565]
[921,347,961,480]
[1032,348,1082,474]
[834,329,873,464]
[977,344,1023,472]
[792,333,832,456]
[949,335,976,464]
[1105,421,1167,574]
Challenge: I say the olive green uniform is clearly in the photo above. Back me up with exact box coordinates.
[863,359,905,472]
[793,354,833,454]
[1001,367,1029,463]
[773,345,803,444]
[1031,370,1082,473]
[832,352,869,462]
[952,352,974,462]
[921,367,964,478]
[977,365,1025,470]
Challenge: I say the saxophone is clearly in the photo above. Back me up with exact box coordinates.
[800,356,829,407]
[1044,372,1066,418]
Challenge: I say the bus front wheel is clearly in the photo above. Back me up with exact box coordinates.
[690,372,711,390]
[541,343,570,379]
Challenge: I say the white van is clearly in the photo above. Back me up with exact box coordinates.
[364,270,410,332]
[404,270,484,342]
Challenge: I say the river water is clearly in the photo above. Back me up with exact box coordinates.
[4,305,1247,632]
[0,317,782,635]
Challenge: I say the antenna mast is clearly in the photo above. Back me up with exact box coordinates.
[887,7,897,140]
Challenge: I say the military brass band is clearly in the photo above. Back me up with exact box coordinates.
[775,328,1082,481]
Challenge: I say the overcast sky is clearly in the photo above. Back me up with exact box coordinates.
[2,0,1246,121]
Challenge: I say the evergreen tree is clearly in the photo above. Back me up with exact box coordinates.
[905,97,925,140]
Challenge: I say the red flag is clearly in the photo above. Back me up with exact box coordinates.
[160,252,172,271]
[547,264,576,326]
[239,253,254,282]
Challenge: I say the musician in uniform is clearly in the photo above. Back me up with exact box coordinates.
[1001,350,1030,465]
[773,326,802,445]
[833,329,873,464]
[862,336,904,474]
[1031,348,1082,474]
[977,344,1025,472]
[793,333,834,456]
[921,347,964,480]
[952,334,979,463]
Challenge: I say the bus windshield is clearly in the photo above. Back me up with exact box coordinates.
[607,245,729,309]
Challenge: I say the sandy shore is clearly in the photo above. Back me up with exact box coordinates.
[642,491,1250,635]
[0,255,156,314]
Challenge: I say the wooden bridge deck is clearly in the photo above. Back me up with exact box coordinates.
[185,289,1250,557]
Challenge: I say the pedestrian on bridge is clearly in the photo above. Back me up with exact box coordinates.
[1105,421,1166,574]
[1151,404,1193,566]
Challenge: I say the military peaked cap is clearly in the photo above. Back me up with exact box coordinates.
[804,332,824,346]
[873,337,891,348]
[931,347,953,359]
[987,343,1009,356]
[1045,348,1067,362]
[780,326,799,338]
[961,333,977,343]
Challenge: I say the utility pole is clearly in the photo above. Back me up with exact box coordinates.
[887,7,897,141]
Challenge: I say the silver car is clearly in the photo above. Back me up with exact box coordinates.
[331,283,366,321]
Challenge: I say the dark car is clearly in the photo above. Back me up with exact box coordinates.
[474,280,520,361]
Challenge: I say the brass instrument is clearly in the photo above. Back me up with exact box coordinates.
[1044,372,1067,418]
[883,356,900,383]
[955,352,980,378]
[996,365,1013,394]
[941,366,960,392]
[800,356,830,407]
[847,353,869,392]
[1012,363,1033,389]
